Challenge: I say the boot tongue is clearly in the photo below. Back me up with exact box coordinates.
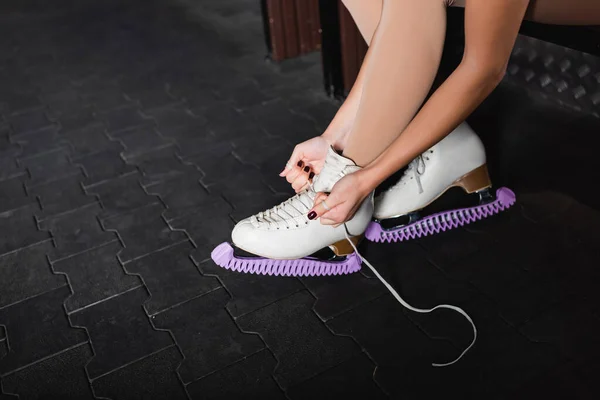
[312,147,359,193]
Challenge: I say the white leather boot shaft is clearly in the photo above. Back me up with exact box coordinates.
[232,147,374,259]
[374,122,487,220]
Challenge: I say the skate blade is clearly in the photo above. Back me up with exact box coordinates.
[365,187,516,243]
[211,242,362,277]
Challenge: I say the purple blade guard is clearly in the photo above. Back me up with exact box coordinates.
[211,242,362,277]
[366,187,516,243]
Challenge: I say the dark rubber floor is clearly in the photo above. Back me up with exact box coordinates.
[1,0,599,399]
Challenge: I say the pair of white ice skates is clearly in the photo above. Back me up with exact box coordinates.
[212,122,515,277]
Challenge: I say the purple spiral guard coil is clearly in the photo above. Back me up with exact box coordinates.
[365,187,516,243]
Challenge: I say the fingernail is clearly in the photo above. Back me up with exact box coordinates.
[303,166,310,173]
[308,211,317,220]
[297,161,303,167]
[309,172,315,180]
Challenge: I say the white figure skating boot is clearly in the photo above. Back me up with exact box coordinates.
[211,147,374,277]
[366,122,516,242]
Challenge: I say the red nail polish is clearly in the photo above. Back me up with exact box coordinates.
[308,211,317,220]
[297,161,303,167]
[303,166,310,173]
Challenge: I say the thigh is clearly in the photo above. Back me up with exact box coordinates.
[450,0,600,25]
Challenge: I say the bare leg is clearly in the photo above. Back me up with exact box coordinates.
[342,0,448,166]
[336,0,600,166]
[322,0,382,149]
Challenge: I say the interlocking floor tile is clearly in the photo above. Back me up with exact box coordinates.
[92,345,188,400]
[70,286,173,379]
[76,147,137,186]
[14,127,69,159]
[1,93,43,116]
[125,241,220,315]
[287,353,388,399]
[160,125,232,159]
[2,344,96,400]
[0,286,87,375]
[0,240,64,309]
[246,99,319,141]
[300,271,386,321]
[56,107,100,133]
[98,105,154,133]
[0,158,25,184]
[85,172,159,219]
[418,227,494,280]
[81,88,131,112]
[202,103,261,139]
[60,124,114,157]
[42,89,84,118]
[133,146,198,186]
[187,349,285,400]
[145,173,211,221]
[124,87,181,111]
[507,362,595,400]
[520,299,600,362]
[0,204,51,257]
[8,109,55,138]
[108,126,173,160]
[171,205,235,263]
[217,79,275,109]
[29,175,96,219]
[153,287,263,383]
[53,241,141,313]
[0,330,7,360]
[236,290,360,389]
[40,202,118,261]
[328,294,455,369]
[19,148,83,186]
[0,175,34,214]
[190,153,249,186]
[102,202,187,263]
[146,106,205,131]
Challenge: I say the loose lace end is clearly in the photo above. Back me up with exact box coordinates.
[343,225,476,367]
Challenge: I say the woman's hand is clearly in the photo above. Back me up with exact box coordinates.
[308,171,372,225]
[280,136,331,193]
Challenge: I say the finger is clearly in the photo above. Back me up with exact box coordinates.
[298,181,311,193]
[292,175,309,192]
[319,205,345,225]
[308,193,342,220]
[320,217,338,226]
[312,192,328,207]
[285,164,306,184]
[280,146,305,177]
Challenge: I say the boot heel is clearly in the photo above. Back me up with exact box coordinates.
[330,235,363,256]
[453,164,492,194]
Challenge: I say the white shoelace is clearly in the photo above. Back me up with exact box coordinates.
[255,189,316,228]
[343,225,477,367]
[410,155,427,194]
